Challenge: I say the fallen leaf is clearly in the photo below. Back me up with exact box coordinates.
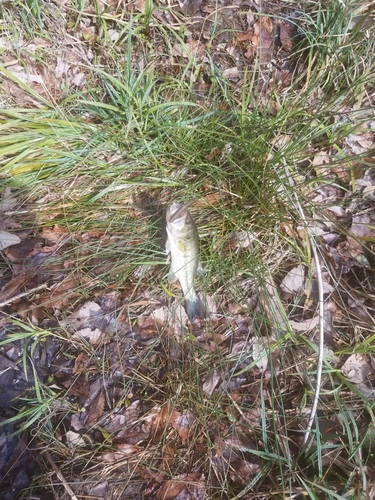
[179,0,202,14]
[260,281,289,332]
[170,410,196,444]
[70,413,86,432]
[6,64,44,84]
[84,383,105,427]
[66,431,86,447]
[70,300,102,321]
[280,264,305,295]
[289,316,320,332]
[156,473,203,500]
[151,306,169,323]
[248,17,275,64]
[39,274,87,310]
[222,67,240,80]
[202,369,221,396]
[346,132,374,155]
[72,72,86,87]
[172,40,205,60]
[341,354,371,384]
[4,237,46,261]
[3,79,45,108]
[350,214,374,238]
[312,151,331,176]
[0,187,18,212]
[87,482,109,498]
[101,443,139,463]
[73,327,103,344]
[0,271,36,303]
[251,337,268,372]
[0,231,21,250]
[55,58,70,78]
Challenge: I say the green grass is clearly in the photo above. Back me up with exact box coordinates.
[1,0,375,498]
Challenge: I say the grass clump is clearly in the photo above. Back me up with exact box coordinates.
[1,0,375,498]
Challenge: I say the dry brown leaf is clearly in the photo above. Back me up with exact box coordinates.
[312,151,331,176]
[222,67,240,80]
[69,300,102,321]
[213,432,261,487]
[280,264,305,295]
[85,385,105,427]
[73,327,103,344]
[251,337,268,372]
[86,482,109,498]
[346,132,374,155]
[156,473,203,500]
[346,236,368,262]
[341,354,371,384]
[73,351,96,375]
[66,431,86,447]
[278,20,295,52]
[70,413,86,432]
[113,401,149,444]
[102,413,126,434]
[350,214,374,238]
[0,271,36,303]
[3,79,45,108]
[0,187,18,212]
[4,237,46,261]
[59,374,90,398]
[289,316,320,332]
[0,231,21,251]
[170,410,196,444]
[5,65,44,85]
[146,403,182,441]
[173,40,205,60]
[101,443,139,463]
[39,274,88,310]
[202,369,221,396]
[249,17,275,64]
[151,306,169,324]
[38,225,68,242]
[197,330,226,353]
[179,0,202,15]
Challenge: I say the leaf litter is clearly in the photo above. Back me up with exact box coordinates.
[1,2,375,500]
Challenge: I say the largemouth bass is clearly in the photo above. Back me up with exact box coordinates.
[166,201,205,320]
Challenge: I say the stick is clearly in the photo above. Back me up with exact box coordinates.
[43,449,79,500]
[0,283,49,308]
[283,161,325,451]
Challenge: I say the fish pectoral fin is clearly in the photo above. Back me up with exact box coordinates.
[168,269,178,284]
[176,240,186,252]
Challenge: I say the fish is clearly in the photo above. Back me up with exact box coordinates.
[166,201,205,320]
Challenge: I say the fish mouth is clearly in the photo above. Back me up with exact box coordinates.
[168,199,198,223]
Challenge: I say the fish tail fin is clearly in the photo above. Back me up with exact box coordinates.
[186,293,205,321]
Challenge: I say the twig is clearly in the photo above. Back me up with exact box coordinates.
[0,283,49,308]
[43,449,79,500]
[282,162,325,451]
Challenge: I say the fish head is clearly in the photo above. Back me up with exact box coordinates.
[166,202,194,238]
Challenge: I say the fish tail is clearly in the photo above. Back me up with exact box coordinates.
[186,293,205,320]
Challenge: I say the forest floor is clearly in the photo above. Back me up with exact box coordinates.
[1,0,375,499]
